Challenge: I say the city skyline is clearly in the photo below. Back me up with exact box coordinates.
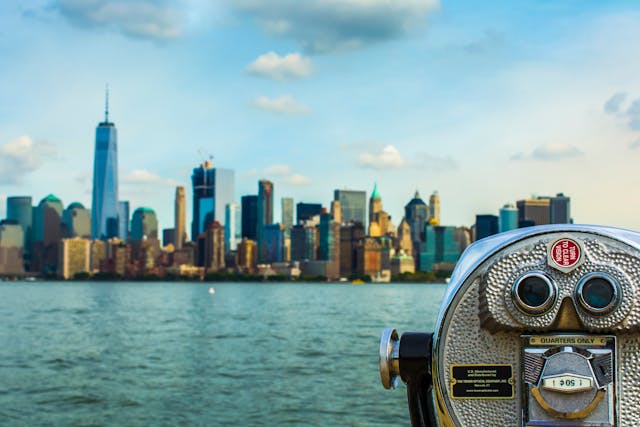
[2,1,640,231]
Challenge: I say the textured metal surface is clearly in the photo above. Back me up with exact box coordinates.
[440,281,520,426]
[432,226,640,426]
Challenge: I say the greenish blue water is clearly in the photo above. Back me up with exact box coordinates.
[0,282,446,426]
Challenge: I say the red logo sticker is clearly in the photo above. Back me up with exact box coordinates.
[551,239,580,267]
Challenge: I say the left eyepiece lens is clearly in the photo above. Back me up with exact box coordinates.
[513,272,556,315]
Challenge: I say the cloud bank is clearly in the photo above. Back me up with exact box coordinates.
[512,143,583,161]
[53,0,185,41]
[233,0,439,53]
[0,136,56,185]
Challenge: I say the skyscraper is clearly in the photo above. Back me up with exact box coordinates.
[191,160,235,240]
[33,194,64,273]
[499,204,519,232]
[174,186,186,249]
[334,189,366,225]
[241,195,258,240]
[296,202,322,224]
[475,214,499,241]
[516,197,551,226]
[281,197,294,231]
[224,203,240,252]
[257,180,274,262]
[429,191,441,224]
[550,193,571,224]
[91,88,119,240]
[369,183,382,226]
[404,191,429,243]
[62,202,91,238]
[6,196,32,260]
[131,207,158,241]
[118,201,130,241]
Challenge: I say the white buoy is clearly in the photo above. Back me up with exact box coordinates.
[209,287,215,295]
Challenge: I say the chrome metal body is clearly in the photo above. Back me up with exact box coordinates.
[379,224,640,427]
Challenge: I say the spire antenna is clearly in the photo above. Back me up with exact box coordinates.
[105,84,110,123]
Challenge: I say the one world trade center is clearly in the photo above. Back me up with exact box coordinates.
[91,88,119,239]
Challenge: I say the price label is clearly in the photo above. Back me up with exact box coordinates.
[542,374,593,394]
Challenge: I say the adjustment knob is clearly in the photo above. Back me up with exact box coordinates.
[379,328,400,389]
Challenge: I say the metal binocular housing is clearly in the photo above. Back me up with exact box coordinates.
[379,224,640,427]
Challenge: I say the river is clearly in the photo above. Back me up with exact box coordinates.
[0,281,446,426]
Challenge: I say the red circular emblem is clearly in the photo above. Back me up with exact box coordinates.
[551,239,581,268]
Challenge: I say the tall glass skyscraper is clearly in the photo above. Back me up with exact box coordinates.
[191,160,235,240]
[6,196,32,258]
[333,189,366,225]
[91,90,119,240]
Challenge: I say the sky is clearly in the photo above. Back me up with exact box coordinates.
[1,0,640,234]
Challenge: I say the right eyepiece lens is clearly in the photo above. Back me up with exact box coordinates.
[513,273,555,315]
[578,275,618,313]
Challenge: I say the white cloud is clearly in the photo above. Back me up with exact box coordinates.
[122,169,176,186]
[252,95,310,115]
[283,173,311,186]
[357,145,406,169]
[263,164,292,176]
[604,92,627,115]
[233,0,439,53]
[512,144,583,161]
[53,0,185,41]
[261,164,311,186]
[0,136,57,185]
[630,139,640,150]
[246,52,312,81]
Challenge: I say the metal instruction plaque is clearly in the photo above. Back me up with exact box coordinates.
[450,364,514,399]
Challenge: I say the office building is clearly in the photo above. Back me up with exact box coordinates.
[369,184,382,226]
[62,202,91,238]
[334,189,366,225]
[191,160,235,240]
[197,221,225,271]
[355,237,382,278]
[296,202,322,224]
[131,207,158,241]
[404,191,429,261]
[429,191,441,224]
[263,223,283,264]
[32,194,64,274]
[281,197,294,232]
[118,201,130,241]
[91,90,119,239]
[339,222,365,278]
[225,203,241,252]
[58,237,91,279]
[475,214,499,241]
[90,239,107,272]
[174,186,186,249]
[6,196,32,260]
[330,200,342,224]
[397,218,413,256]
[237,238,257,272]
[517,198,551,226]
[419,225,462,272]
[257,180,274,262]
[550,193,571,224]
[318,213,339,262]
[499,204,519,233]
[163,228,175,247]
[241,195,258,240]
[0,220,25,274]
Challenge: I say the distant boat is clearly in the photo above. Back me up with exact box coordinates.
[351,279,365,285]
[209,287,215,295]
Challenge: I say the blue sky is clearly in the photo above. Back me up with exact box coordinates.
[1,0,640,233]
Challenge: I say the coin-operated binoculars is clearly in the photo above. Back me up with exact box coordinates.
[380,225,640,426]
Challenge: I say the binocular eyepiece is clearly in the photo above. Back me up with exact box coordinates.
[379,225,640,427]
